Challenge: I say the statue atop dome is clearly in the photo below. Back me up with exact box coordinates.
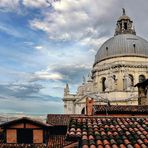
[122,8,126,15]
[114,9,136,36]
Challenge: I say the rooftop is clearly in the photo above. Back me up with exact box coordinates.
[66,116,148,148]
[47,114,80,126]
[94,105,148,115]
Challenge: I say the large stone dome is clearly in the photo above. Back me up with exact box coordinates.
[94,9,148,65]
[95,34,148,64]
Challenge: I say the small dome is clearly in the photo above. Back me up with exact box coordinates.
[94,34,148,65]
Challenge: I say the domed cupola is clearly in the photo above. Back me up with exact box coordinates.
[94,9,148,65]
[115,8,136,36]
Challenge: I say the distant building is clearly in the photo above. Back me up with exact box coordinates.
[63,9,148,114]
[0,117,49,147]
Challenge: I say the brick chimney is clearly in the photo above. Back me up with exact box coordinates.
[86,97,94,116]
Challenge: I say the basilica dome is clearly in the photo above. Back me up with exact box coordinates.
[95,34,148,64]
[63,9,148,115]
[94,9,148,65]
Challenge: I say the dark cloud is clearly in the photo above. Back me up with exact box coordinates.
[0,83,43,98]
[0,82,62,113]
[0,83,60,101]
[52,65,90,84]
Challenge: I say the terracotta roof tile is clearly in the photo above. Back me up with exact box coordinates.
[47,114,80,126]
[48,135,72,148]
[66,116,148,147]
[94,105,148,115]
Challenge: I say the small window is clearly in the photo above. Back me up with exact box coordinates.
[106,47,108,56]
[102,77,106,92]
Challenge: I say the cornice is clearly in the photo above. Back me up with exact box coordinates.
[92,61,148,74]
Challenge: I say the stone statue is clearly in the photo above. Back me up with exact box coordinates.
[123,74,133,90]
[107,75,116,91]
[82,76,86,84]
[104,78,109,91]
[64,83,69,96]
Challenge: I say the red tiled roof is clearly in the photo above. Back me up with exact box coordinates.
[94,105,148,115]
[47,114,80,126]
[48,135,73,148]
[0,117,51,128]
[66,116,148,147]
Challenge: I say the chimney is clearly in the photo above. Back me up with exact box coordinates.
[135,79,148,105]
[86,97,94,116]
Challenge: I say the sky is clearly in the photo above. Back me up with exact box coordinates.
[0,0,148,114]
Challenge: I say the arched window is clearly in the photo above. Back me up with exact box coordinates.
[102,77,106,92]
[123,74,134,90]
[139,75,145,83]
[81,107,85,114]
[129,74,134,86]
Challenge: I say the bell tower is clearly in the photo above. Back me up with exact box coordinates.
[115,8,136,36]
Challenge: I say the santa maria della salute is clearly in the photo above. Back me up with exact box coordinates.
[63,9,148,114]
[0,6,148,148]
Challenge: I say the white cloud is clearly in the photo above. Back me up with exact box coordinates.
[30,0,116,46]
[0,0,19,9]
[30,69,63,82]
[35,45,44,50]
[35,71,63,80]
[0,0,53,11]
[22,0,51,8]
[80,36,109,50]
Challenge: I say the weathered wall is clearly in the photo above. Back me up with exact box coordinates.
[33,130,43,143]
[6,129,16,143]
[5,122,44,144]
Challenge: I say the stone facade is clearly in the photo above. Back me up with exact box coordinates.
[63,10,148,114]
